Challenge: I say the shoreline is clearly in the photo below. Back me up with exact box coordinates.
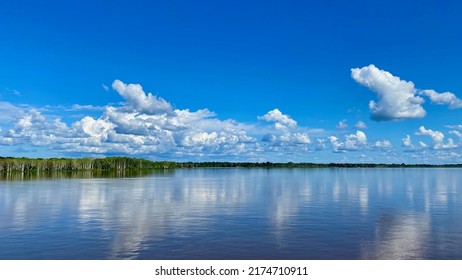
[1,156,461,173]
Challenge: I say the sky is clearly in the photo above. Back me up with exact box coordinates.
[1,0,462,163]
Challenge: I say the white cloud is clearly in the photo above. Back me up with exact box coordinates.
[419,141,429,148]
[5,109,75,147]
[328,130,367,152]
[444,138,457,149]
[420,89,462,109]
[401,134,422,153]
[178,131,220,147]
[0,81,265,159]
[336,119,348,129]
[102,84,109,91]
[293,133,311,144]
[112,80,173,115]
[374,140,392,149]
[402,135,413,148]
[355,121,367,129]
[261,132,311,147]
[344,130,367,150]
[416,126,457,150]
[75,116,115,140]
[5,79,461,163]
[257,109,314,150]
[258,109,297,129]
[352,64,461,121]
[351,64,426,121]
[328,136,342,153]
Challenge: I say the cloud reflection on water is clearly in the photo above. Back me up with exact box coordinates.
[0,168,461,259]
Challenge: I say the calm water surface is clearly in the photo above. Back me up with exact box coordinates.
[1,168,461,259]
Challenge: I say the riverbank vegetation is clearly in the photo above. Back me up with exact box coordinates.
[176,161,462,168]
[1,156,462,173]
[0,157,176,173]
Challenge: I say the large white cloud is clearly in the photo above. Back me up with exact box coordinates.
[351,64,426,121]
[352,64,462,122]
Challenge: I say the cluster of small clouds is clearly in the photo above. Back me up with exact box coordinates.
[1,73,462,163]
[346,64,462,162]
[402,126,459,152]
[0,79,397,161]
[1,80,264,159]
[336,120,368,130]
[1,80,329,160]
[351,64,462,121]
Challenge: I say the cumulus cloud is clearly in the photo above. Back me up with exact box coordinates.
[420,89,462,109]
[416,126,457,149]
[345,130,367,149]
[0,81,266,159]
[258,109,297,130]
[75,116,115,140]
[262,132,311,146]
[328,130,367,152]
[256,109,315,151]
[5,109,75,147]
[402,135,413,148]
[6,78,461,163]
[352,64,462,121]
[351,64,426,121]
[374,140,392,149]
[112,80,173,115]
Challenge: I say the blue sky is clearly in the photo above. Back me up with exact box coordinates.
[1,0,462,163]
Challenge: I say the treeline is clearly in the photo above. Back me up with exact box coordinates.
[176,161,462,168]
[176,161,323,168]
[2,157,462,173]
[0,157,176,173]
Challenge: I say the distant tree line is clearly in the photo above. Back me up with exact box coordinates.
[0,157,176,173]
[1,156,461,173]
[176,161,462,168]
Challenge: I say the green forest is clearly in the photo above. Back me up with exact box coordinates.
[1,156,461,173]
[0,157,176,173]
